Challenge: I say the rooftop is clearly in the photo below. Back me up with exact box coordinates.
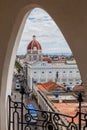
[37,81,66,91]
[35,82,86,124]
[53,102,87,124]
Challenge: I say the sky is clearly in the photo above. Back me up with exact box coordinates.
[17,8,72,55]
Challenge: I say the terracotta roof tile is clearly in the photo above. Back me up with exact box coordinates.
[37,82,66,91]
[43,57,52,63]
[53,102,87,124]
[73,85,84,91]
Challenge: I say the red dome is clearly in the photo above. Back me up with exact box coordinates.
[27,35,42,50]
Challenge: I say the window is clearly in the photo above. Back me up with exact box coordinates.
[76,82,79,84]
[70,71,72,73]
[70,83,72,84]
[63,83,66,85]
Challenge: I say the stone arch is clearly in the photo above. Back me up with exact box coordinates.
[0,4,42,130]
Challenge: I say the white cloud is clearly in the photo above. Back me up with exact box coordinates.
[17,8,72,55]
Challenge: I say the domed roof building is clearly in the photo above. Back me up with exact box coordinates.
[26,35,42,62]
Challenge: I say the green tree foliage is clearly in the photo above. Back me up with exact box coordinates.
[15,60,22,73]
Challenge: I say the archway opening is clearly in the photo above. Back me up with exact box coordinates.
[17,7,83,89]
[10,8,85,128]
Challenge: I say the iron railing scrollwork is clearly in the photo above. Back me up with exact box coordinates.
[8,93,87,130]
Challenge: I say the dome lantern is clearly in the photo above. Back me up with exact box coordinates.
[33,35,36,40]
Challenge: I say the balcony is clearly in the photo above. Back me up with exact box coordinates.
[8,92,87,130]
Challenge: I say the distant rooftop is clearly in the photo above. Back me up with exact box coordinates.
[37,81,65,91]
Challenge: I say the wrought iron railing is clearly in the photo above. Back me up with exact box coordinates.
[8,92,87,130]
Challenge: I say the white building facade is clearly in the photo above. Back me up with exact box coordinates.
[26,36,82,90]
[27,61,82,89]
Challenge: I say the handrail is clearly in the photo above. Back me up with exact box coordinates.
[8,95,87,130]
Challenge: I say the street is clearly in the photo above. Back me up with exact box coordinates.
[11,74,43,130]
